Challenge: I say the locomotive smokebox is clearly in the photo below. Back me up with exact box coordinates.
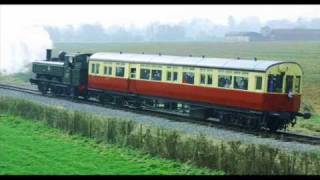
[46,49,52,61]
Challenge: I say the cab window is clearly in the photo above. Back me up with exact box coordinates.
[268,74,283,93]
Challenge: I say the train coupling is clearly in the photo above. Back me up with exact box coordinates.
[296,112,311,119]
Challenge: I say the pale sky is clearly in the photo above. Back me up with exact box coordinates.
[1,5,320,74]
[1,5,320,28]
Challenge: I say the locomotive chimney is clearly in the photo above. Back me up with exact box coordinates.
[46,49,52,61]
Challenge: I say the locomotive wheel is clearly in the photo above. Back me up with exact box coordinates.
[38,83,48,95]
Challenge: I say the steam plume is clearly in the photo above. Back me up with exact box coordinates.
[0,23,53,75]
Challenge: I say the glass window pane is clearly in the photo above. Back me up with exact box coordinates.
[218,75,232,88]
[295,76,301,93]
[167,71,172,81]
[96,64,100,74]
[108,67,112,75]
[173,72,178,81]
[104,66,107,75]
[255,76,262,90]
[130,68,136,78]
[207,75,212,85]
[116,67,125,77]
[268,74,283,93]
[285,75,294,93]
[200,74,206,84]
[183,72,194,84]
[152,70,162,81]
[140,69,150,80]
[234,76,248,90]
[91,64,95,73]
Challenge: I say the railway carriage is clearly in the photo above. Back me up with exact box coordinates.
[87,52,309,131]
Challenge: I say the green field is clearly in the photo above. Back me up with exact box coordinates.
[0,115,222,175]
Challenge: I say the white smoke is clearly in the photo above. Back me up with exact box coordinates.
[0,23,53,75]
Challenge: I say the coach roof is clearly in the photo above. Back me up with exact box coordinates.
[90,52,297,72]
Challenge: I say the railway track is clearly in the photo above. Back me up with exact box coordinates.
[0,82,319,145]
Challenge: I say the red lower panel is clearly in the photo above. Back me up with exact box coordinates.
[88,75,300,112]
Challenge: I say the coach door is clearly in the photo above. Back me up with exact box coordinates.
[128,64,137,93]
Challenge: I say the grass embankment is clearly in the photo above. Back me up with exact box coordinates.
[1,96,320,175]
[0,115,220,175]
[290,115,320,136]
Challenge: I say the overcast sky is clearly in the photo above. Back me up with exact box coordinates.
[1,5,320,28]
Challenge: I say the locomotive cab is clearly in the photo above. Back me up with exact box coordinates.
[30,49,91,98]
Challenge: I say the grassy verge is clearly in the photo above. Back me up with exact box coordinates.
[1,96,320,175]
[0,115,222,175]
[289,115,320,136]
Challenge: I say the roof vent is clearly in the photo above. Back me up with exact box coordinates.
[189,54,192,57]
[142,52,144,54]
[254,57,257,61]
[120,51,123,54]
[159,53,162,56]
[237,57,240,60]
[202,55,205,58]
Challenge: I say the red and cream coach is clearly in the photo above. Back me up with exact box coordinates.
[86,52,310,131]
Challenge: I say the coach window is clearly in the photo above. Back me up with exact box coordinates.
[140,69,150,80]
[91,64,95,74]
[255,76,262,90]
[130,68,136,78]
[95,64,100,74]
[218,75,232,88]
[285,75,294,93]
[268,74,283,93]
[108,67,112,75]
[207,74,213,85]
[104,66,108,75]
[173,72,178,81]
[167,71,172,81]
[182,72,194,84]
[116,67,125,77]
[234,76,248,90]
[200,74,206,84]
[152,70,162,81]
[295,76,301,93]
